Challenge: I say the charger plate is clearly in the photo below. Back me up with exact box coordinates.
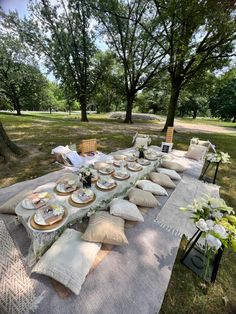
[127,163,143,172]
[124,155,137,162]
[98,167,114,175]
[137,158,151,166]
[54,183,78,196]
[68,191,96,208]
[112,171,130,181]
[145,153,158,161]
[113,160,127,167]
[29,207,68,232]
[95,179,117,191]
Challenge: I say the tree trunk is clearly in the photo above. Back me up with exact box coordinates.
[14,97,21,116]
[124,94,135,124]
[162,80,181,131]
[79,95,88,122]
[0,121,24,162]
[192,109,197,119]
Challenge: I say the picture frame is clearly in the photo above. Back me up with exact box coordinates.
[161,142,173,153]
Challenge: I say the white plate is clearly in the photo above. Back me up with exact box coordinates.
[56,182,77,193]
[145,153,158,160]
[137,158,151,166]
[127,163,143,171]
[99,166,114,175]
[21,192,51,210]
[96,178,116,190]
[34,204,65,226]
[113,170,130,180]
[113,160,127,167]
[124,155,137,162]
[71,189,94,204]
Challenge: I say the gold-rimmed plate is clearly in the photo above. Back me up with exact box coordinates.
[145,153,158,160]
[96,178,117,191]
[112,170,130,181]
[127,163,143,172]
[137,158,151,166]
[29,207,68,231]
[55,182,78,195]
[124,155,137,162]
[21,192,52,210]
[98,166,114,175]
[113,160,127,167]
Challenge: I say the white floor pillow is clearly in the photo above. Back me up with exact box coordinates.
[109,198,144,222]
[156,168,181,180]
[149,172,176,189]
[136,180,168,196]
[185,144,208,161]
[128,188,160,207]
[161,160,187,172]
[32,229,101,295]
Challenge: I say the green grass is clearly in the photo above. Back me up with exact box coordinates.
[180,117,236,128]
[0,111,236,313]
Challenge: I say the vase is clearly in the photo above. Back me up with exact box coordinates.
[139,151,144,159]
[83,176,92,188]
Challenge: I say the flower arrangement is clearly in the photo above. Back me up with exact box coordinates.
[181,196,236,252]
[78,166,92,187]
[190,137,200,145]
[206,151,231,164]
[136,145,146,152]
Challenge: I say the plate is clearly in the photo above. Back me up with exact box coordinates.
[55,182,78,195]
[112,170,130,180]
[145,152,158,160]
[34,204,65,226]
[137,158,151,166]
[30,207,68,232]
[21,192,51,210]
[96,178,117,190]
[113,160,127,167]
[91,170,99,182]
[127,163,143,172]
[98,166,114,175]
[71,188,95,204]
[124,155,137,162]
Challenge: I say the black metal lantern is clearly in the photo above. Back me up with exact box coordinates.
[199,161,220,184]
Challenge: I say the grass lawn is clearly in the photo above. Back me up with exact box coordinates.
[0,112,236,313]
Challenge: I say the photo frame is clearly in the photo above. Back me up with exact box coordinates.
[161,142,173,153]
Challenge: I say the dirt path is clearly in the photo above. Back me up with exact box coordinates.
[173,121,236,135]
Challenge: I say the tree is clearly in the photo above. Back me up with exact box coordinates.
[2,0,102,122]
[209,74,236,122]
[0,35,47,115]
[151,0,236,130]
[92,0,165,123]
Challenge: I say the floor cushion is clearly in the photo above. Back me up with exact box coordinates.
[156,168,181,180]
[149,172,176,189]
[185,144,208,161]
[136,180,168,196]
[109,198,144,222]
[81,211,128,245]
[32,228,101,295]
[128,188,160,207]
[0,189,33,215]
[161,160,187,172]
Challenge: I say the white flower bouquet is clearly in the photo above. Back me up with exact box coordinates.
[181,196,236,252]
[206,151,231,164]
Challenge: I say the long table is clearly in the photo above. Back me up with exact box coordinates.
[15,149,160,264]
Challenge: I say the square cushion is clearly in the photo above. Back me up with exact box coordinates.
[81,211,128,245]
[136,180,168,196]
[32,229,101,295]
[149,172,176,189]
[0,189,33,215]
[128,188,160,207]
[109,198,144,222]
[133,137,149,149]
[185,144,208,161]
[156,168,181,180]
[161,160,187,172]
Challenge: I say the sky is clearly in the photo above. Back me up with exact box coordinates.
[0,0,29,17]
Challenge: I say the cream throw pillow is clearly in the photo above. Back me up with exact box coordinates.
[128,188,160,207]
[161,160,187,172]
[186,144,208,161]
[149,172,176,189]
[134,137,149,149]
[109,198,144,222]
[81,211,128,245]
[32,229,101,295]
[136,180,168,196]
[156,168,181,180]
[0,189,33,215]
